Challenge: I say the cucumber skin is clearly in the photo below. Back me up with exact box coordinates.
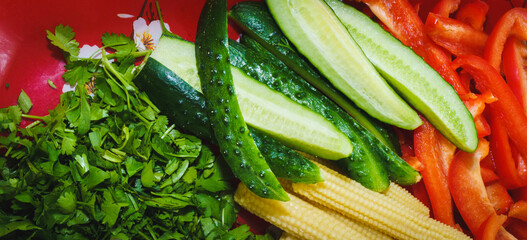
[324,0,478,153]
[230,38,421,188]
[195,0,288,201]
[229,40,390,191]
[228,1,401,155]
[135,52,323,185]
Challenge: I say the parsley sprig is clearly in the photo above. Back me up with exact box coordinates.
[0,25,271,240]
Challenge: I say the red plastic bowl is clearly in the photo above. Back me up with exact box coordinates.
[0,0,521,235]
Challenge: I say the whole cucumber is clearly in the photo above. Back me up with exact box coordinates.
[195,0,288,201]
[136,58,324,184]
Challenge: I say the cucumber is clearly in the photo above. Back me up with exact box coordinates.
[150,36,352,160]
[135,58,324,184]
[228,1,400,154]
[195,0,287,201]
[266,0,422,130]
[229,40,420,190]
[325,0,478,152]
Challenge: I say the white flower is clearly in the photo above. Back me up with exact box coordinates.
[133,17,170,51]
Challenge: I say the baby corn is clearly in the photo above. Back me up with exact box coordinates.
[234,183,369,240]
[291,162,470,240]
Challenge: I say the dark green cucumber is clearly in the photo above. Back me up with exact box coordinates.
[135,58,323,184]
[228,1,400,154]
[325,0,478,152]
[229,40,420,190]
[195,0,287,201]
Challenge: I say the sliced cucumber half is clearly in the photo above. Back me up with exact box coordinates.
[151,35,353,160]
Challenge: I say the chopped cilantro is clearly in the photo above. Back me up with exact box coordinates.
[48,79,57,89]
[17,89,32,113]
[0,25,266,240]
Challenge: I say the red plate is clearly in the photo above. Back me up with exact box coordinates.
[0,0,519,235]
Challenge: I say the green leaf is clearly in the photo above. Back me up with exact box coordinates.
[124,157,143,177]
[74,154,90,175]
[48,79,57,89]
[101,33,136,59]
[57,187,77,214]
[227,225,252,240]
[141,160,155,188]
[61,133,77,155]
[83,167,109,189]
[17,89,33,114]
[63,61,93,85]
[101,190,121,227]
[0,105,22,132]
[182,167,197,184]
[46,24,79,56]
[0,219,40,237]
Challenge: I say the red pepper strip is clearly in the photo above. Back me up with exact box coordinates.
[455,0,489,31]
[452,55,527,159]
[486,181,513,215]
[489,105,527,189]
[480,166,500,184]
[362,0,469,95]
[463,94,492,138]
[503,36,527,112]
[431,0,460,17]
[511,186,527,201]
[506,219,527,240]
[425,13,488,57]
[481,214,508,240]
[449,138,495,239]
[508,200,527,222]
[484,8,527,72]
[414,118,455,226]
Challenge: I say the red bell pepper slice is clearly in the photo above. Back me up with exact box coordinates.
[425,13,488,57]
[503,36,527,112]
[485,181,513,215]
[463,93,492,138]
[431,0,460,17]
[506,219,527,240]
[455,0,489,31]
[511,186,527,201]
[488,104,527,189]
[508,200,527,222]
[449,138,495,239]
[361,0,468,95]
[414,118,455,226]
[480,166,499,184]
[452,55,527,160]
[480,214,508,240]
[484,8,527,71]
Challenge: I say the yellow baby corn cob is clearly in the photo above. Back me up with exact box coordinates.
[385,182,430,217]
[279,179,393,240]
[291,162,471,240]
[234,183,369,240]
[299,153,430,217]
[280,232,301,240]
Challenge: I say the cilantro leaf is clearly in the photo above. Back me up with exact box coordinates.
[46,24,80,56]
[101,33,136,59]
[101,190,121,227]
[17,89,33,114]
[63,60,94,85]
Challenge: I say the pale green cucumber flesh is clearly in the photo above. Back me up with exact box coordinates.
[266,0,422,130]
[325,0,478,152]
[151,35,352,160]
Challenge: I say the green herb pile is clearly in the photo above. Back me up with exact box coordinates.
[0,25,270,240]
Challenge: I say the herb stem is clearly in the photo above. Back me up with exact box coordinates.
[21,114,46,121]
